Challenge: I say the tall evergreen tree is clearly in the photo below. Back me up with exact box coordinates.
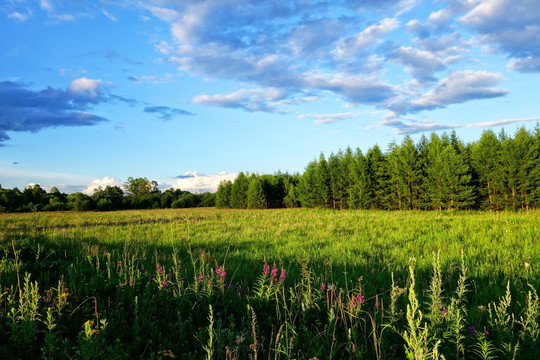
[230,172,249,209]
[298,160,318,208]
[314,153,331,208]
[247,175,266,209]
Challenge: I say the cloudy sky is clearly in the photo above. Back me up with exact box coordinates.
[1,0,539,193]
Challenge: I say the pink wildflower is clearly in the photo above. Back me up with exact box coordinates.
[270,267,278,278]
[263,263,270,275]
[320,283,325,291]
[197,275,204,283]
[279,270,286,281]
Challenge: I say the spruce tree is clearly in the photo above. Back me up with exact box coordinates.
[230,172,249,209]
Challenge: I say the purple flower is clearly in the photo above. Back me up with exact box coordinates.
[270,268,278,278]
[469,326,476,334]
[141,266,145,272]
[156,265,164,275]
[208,281,213,286]
[197,275,204,283]
[320,283,325,291]
[161,281,168,289]
[118,261,123,266]
[168,272,172,278]
[215,268,221,275]
[220,270,227,279]
[484,330,489,335]
[263,263,270,275]
[279,270,286,281]
[441,308,448,317]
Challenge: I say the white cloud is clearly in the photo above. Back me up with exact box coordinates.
[8,10,33,22]
[170,171,238,193]
[148,5,180,22]
[102,10,118,22]
[40,0,53,11]
[68,77,103,96]
[299,112,358,125]
[193,88,287,112]
[334,18,399,61]
[388,70,508,117]
[507,57,540,73]
[82,176,124,195]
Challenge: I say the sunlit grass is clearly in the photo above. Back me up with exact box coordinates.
[0,209,538,358]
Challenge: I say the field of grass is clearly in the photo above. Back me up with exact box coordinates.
[1,208,539,359]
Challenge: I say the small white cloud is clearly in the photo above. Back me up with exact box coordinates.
[8,10,33,22]
[102,10,118,22]
[82,176,124,195]
[40,0,53,11]
[169,171,238,193]
[299,112,358,125]
[68,77,102,96]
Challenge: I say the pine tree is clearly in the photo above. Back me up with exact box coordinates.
[314,153,332,208]
[230,172,249,209]
[298,161,318,208]
[247,175,266,209]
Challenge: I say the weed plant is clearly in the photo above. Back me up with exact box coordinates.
[0,208,539,358]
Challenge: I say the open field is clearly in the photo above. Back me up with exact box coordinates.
[1,209,539,359]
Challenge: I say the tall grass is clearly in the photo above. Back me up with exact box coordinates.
[0,208,539,358]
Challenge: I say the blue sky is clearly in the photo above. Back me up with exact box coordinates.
[1,0,539,193]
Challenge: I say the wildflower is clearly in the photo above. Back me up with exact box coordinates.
[468,326,476,334]
[197,275,204,283]
[161,281,168,289]
[279,270,286,281]
[441,308,448,317]
[524,261,530,268]
[129,277,134,286]
[215,267,221,275]
[263,263,270,275]
[208,281,213,286]
[118,261,123,266]
[484,330,489,335]
[60,292,69,298]
[220,270,227,279]
[85,320,94,327]
[156,265,164,275]
[320,283,325,291]
[141,265,146,272]
[270,267,278,279]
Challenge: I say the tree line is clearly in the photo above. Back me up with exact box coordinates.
[1,127,538,213]
[216,127,540,211]
[0,177,215,213]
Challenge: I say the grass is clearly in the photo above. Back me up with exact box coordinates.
[0,208,539,359]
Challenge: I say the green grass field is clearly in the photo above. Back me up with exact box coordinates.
[1,209,539,359]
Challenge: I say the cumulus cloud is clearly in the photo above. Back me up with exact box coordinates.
[387,70,508,117]
[299,112,358,125]
[391,116,540,135]
[461,0,540,72]
[68,77,102,96]
[170,171,238,193]
[390,46,446,83]
[144,106,195,120]
[193,88,288,112]
[0,80,112,145]
[334,18,399,61]
[82,176,124,195]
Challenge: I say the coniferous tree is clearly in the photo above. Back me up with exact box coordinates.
[366,145,389,209]
[247,175,266,209]
[298,161,318,208]
[314,153,332,208]
[348,148,370,209]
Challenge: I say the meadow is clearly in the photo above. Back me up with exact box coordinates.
[0,208,539,359]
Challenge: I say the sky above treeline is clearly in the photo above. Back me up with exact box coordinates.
[1,0,539,194]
